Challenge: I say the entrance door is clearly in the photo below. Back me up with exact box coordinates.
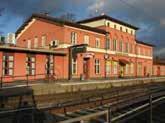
[119,65,124,78]
[157,67,160,76]
[83,58,90,79]
[144,66,147,76]
[46,55,54,76]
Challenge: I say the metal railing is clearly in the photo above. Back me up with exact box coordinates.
[0,73,58,88]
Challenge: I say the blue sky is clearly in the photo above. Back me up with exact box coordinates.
[0,0,165,58]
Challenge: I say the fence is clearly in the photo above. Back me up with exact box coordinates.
[0,73,58,88]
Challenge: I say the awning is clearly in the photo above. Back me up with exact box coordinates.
[119,59,130,65]
[112,58,118,62]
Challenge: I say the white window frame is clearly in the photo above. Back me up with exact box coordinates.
[27,39,31,48]
[106,61,111,75]
[113,39,117,51]
[113,62,118,74]
[96,38,101,48]
[95,59,100,74]
[125,64,129,74]
[71,32,77,45]
[72,58,77,75]
[84,35,89,45]
[34,37,38,48]
[130,63,134,74]
[119,41,123,52]
[41,35,46,47]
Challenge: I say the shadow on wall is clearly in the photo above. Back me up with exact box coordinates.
[0,87,47,123]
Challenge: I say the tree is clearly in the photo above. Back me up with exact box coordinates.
[58,13,76,22]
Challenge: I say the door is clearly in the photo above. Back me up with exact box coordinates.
[83,58,90,79]
[144,66,147,76]
[46,55,54,76]
[119,65,124,77]
[157,67,160,76]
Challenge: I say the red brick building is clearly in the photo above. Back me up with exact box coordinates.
[0,13,162,83]
[153,59,165,76]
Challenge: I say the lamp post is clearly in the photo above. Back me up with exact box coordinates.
[104,54,109,79]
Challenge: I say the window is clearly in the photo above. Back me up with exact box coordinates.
[107,22,110,27]
[120,27,123,31]
[41,35,46,47]
[119,41,123,52]
[95,59,100,74]
[130,63,134,74]
[113,39,117,51]
[72,59,77,75]
[106,61,111,75]
[96,38,100,48]
[131,30,133,35]
[46,55,54,75]
[26,54,36,75]
[130,44,133,53]
[34,37,38,48]
[114,24,117,29]
[113,62,118,74]
[125,64,129,74]
[137,47,140,55]
[3,53,14,76]
[137,63,142,76]
[84,35,89,45]
[27,39,31,48]
[126,42,129,53]
[71,32,77,45]
[105,38,110,50]
[126,29,128,33]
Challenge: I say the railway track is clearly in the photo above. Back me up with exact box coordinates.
[43,83,165,114]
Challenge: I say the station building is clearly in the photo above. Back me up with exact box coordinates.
[153,59,165,76]
[0,13,159,82]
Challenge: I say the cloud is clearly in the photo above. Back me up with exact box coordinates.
[0,0,165,58]
[88,0,105,14]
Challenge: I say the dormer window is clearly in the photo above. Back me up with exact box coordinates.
[107,22,110,27]
[114,24,117,29]
[126,29,128,33]
[120,27,123,31]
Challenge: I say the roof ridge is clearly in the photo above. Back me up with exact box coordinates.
[77,14,139,30]
[16,13,108,37]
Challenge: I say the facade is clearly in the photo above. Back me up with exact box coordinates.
[0,13,164,83]
[0,45,66,82]
[153,59,165,76]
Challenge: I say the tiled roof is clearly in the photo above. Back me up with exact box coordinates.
[0,45,66,55]
[77,14,139,30]
[136,40,155,47]
[16,13,108,37]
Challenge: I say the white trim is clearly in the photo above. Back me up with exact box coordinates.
[87,47,116,54]
[87,47,152,59]
[56,43,153,60]
[16,19,36,40]
[64,25,105,36]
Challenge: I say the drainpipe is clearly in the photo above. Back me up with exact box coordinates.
[135,43,138,78]
[68,47,72,80]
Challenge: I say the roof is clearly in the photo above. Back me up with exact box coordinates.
[153,59,165,65]
[0,45,67,56]
[77,15,139,30]
[136,40,155,47]
[16,13,108,37]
